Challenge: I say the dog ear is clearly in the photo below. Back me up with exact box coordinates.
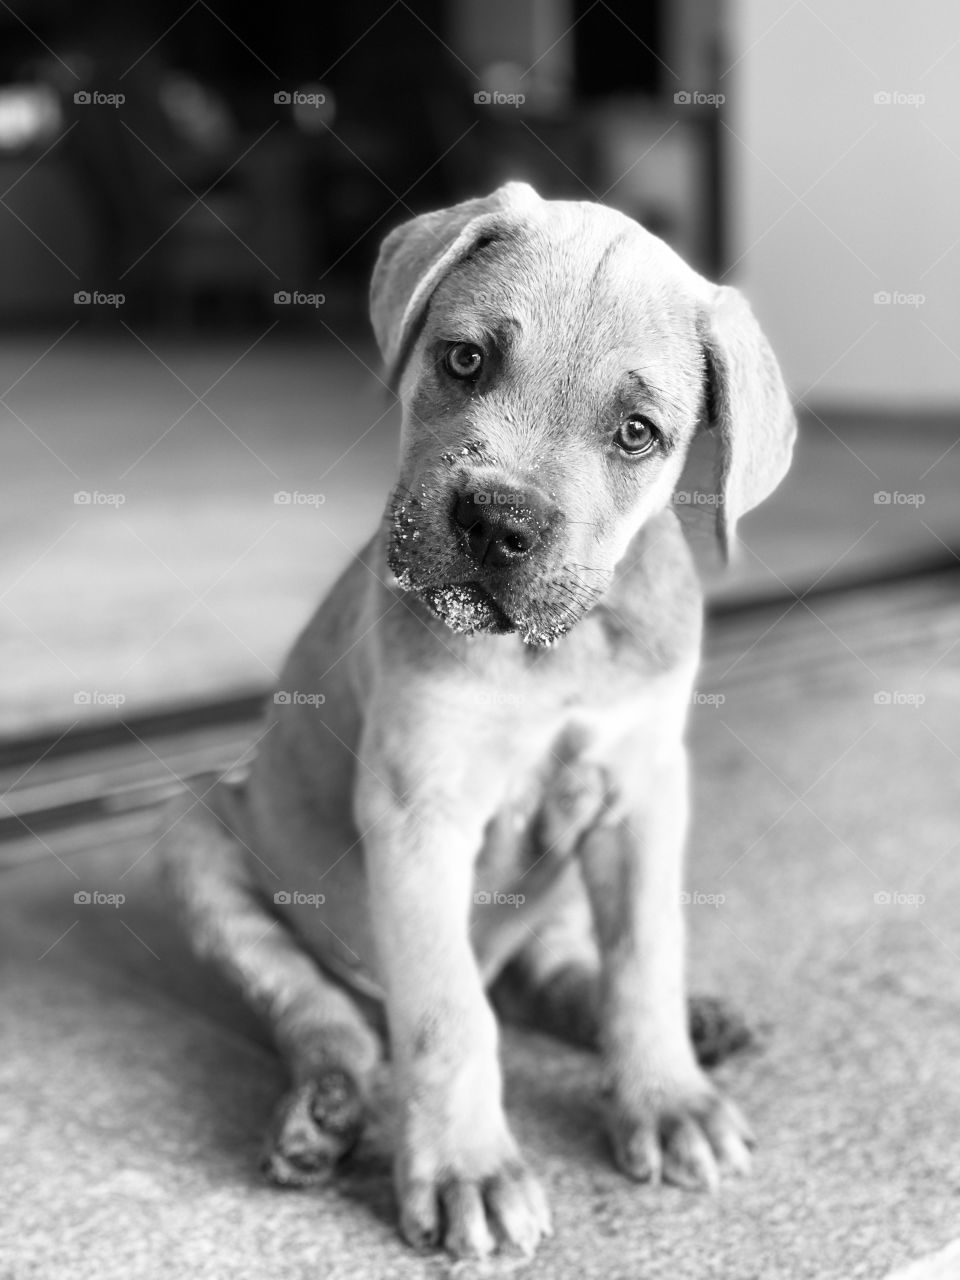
[370,182,541,390]
[700,286,796,559]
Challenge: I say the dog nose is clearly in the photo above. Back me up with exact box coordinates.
[452,487,549,568]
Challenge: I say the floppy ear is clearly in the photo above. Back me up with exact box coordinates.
[701,286,796,558]
[370,182,542,390]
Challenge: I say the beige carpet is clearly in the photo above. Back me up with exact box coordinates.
[2,577,959,1278]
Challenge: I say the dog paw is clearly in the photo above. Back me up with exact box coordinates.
[261,1069,365,1188]
[688,994,754,1067]
[609,1078,753,1191]
[397,1147,552,1259]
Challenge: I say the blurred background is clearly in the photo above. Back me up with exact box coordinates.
[2,7,960,1277]
[1,0,957,736]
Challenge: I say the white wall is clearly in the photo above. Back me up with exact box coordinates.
[729,0,960,409]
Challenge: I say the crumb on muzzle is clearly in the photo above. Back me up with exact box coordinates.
[387,487,601,647]
[419,583,515,636]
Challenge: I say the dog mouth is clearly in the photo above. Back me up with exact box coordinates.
[387,486,603,645]
[397,570,595,647]
[416,581,515,636]
[388,489,514,636]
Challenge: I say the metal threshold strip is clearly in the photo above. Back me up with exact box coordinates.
[1,554,957,860]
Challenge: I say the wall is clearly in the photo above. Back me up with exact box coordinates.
[728,0,960,410]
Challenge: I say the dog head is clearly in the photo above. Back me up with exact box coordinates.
[371,182,795,646]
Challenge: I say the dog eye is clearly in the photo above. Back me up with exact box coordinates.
[613,416,660,456]
[443,342,484,380]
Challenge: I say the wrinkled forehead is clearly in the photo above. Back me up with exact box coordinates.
[424,210,706,394]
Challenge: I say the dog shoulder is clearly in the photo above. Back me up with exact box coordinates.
[592,507,703,675]
[279,534,387,692]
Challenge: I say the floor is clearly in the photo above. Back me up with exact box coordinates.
[1,331,958,734]
[2,575,959,1279]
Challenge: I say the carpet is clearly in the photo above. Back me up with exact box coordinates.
[2,575,959,1279]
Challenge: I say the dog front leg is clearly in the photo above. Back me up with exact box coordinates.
[578,745,753,1190]
[355,773,551,1260]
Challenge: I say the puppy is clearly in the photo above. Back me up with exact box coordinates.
[160,182,795,1261]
